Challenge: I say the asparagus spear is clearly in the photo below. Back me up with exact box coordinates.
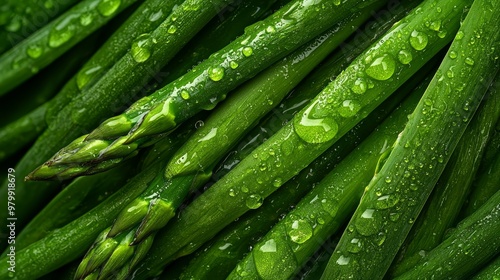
[0,0,79,55]
[390,73,500,276]
[133,0,457,277]
[0,0,140,96]
[76,12,374,279]
[321,0,500,278]
[227,78,425,280]
[471,255,500,280]
[27,0,388,181]
[394,189,500,280]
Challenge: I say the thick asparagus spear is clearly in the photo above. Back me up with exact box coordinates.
[27,0,388,181]
[321,0,499,278]
[133,0,457,277]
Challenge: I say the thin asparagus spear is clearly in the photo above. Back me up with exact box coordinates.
[76,12,375,279]
[471,255,500,280]
[133,0,457,277]
[227,78,425,280]
[390,73,500,276]
[0,0,140,96]
[321,0,500,278]
[28,0,388,181]
[394,189,500,280]
[0,0,80,55]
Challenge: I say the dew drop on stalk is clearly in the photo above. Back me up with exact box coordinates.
[449,51,458,59]
[167,25,177,34]
[355,208,381,236]
[281,140,294,156]
[76,66,102,89]
[208,66,225,81]
[338,100,361,118]
[26,44,42,59]
[230,61,239,69]
[149,10,163,22]
[242,46,253,57]
[180,90,190,100]
[376,194,400,209]
[398,49,413,64]
[246,194,263,209]
[456,30,464,40]
[79,12,94,26]
[365,54,396,81]
[352,78,367,94]
[333,0,341,5]
[229,189,235,197]
[410,30,428,51]
[273,178,282,188]
[49,23,75,48]
[131,34,152,63]
[429,20,441,31]
[465,57,475,65]
[336,255,350,265]
[287,219,313,244]
[347,238,362,253]
[294,100,338,144]
[97,0,121,17]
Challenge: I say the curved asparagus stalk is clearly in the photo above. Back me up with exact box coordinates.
[133,0,458,277]
[321,0,500,278]
[75,13,373,279]
[471,255,500,280]
[0,0,139,96]
[227,79,425,280]
[394,189,500,280]
[27,0,387,181]
[390,73,500,276]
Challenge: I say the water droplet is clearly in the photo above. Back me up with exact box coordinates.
[352,78,367,94]
[338,100,361,118]
[130,34,152,63]
[246,194,263,209]
[376,194,400,209]
[229,189,235,197]
[241,186,249,193]
[259,239,276,253]
[410,30,428,51]
[347,238,362,253]
[149,10,163,22]
[390,212,400,222]
[49,22,75,48]
[287,219,313,244]
[293,100,338,144]
[26,44,42,58]
[365,54,396,80]
[76,66,102,90]
[281,140,294,156]
[375,232,386,246]
[436,7,442,12]
[449,51,457,59]
[336,255,350,265]
[429,20,441,31]
[266,26,276,33]
[80,12,94,26]
[5,18,21,32]
[97,0,121,17]
[273,178,282,188]
[465,57,475,65]
[333,0,341,5]
[208,66,225,81]
[456,31,464,40]
[317,217,325,225]
[355,208,381,236]
[398,49,413,64]
[242,47,253,57]
[230,61,239,69]
[437,30,447,38]
[167,25,177,34]
[446,69,454,78]
[181,90,190,100]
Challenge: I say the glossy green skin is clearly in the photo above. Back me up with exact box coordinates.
[81,14,371,278]
[0,0,79,55]
[321,0,499,279]
[29,0,386,181]
[392,73,500,276]
[0,161,163,280]
[44,0,185,124]
[0,0,139,96]
[228,83,423,280]
[395,190,500,280]
[0,0,229,245]
[471,256,500,280]
[133,0,454,277]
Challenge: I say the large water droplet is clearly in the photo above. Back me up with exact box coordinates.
[230,61,239,69]
[449,51,457,59]
[293,100,338,144]
[180,90,190,100]
[456,31,464,40]
[347,238,362,253]
[365,54,396,81]
[246,194,262,209]
[375,194,400,209]
[167,25,177,34]
[410,30,428,51]
[355,208,382,236]
[465,57,475,65]
[97,0,121,17]
[259,239,277,253]
[80,12,94,26]
[208,66,225,81]
[352,78,367,94]
[287,219,313,244]
[49,22,75,48]
[398,49,413,64]
[242,47,253,57]
[336,255,350,265]
[26,44,42,59]
[76,66,102,90]
[131,34,152,63]
[429,20,441,31]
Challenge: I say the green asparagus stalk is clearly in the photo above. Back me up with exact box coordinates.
[390,73,500,276]
[321,0,500,279]
[394,189,500,280]
[0,0,230,244]
[0,0,140,96]
[471,255,500,280]
[76,13,375,279]
[133,0,457,277]
[0,159,167,280]
[28,0,388,181]
[227,79,425,280]
[0,0,80,55]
